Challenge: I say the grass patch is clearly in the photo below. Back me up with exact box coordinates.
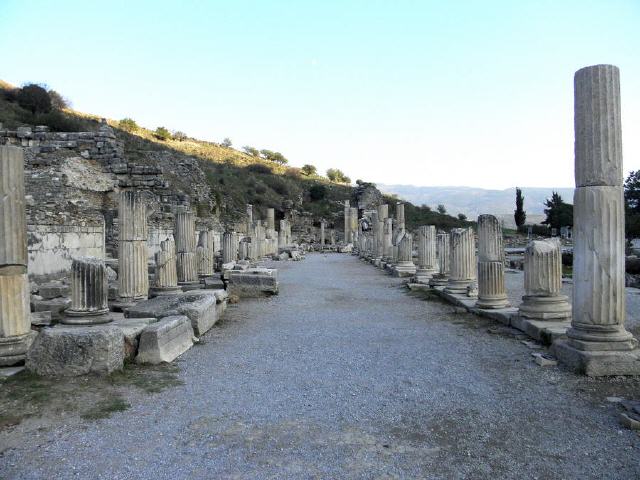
[406,287,447,304]
[107,363,183,394]
[80,396,130,420]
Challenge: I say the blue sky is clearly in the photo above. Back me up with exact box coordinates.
[1,0,638,189]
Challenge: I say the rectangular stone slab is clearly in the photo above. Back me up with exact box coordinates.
[136,315,194,364]
[228,268,278,297]
[126,291,220,336]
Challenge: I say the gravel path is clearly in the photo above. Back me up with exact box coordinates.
[2,254,640,479]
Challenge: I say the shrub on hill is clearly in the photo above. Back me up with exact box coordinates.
[154,126,171,141]
[119,118,138,132]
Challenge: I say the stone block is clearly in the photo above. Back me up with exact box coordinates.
[31,311,52,327]
[228,268,278,297]
[38,282,70,300]
[26,325,124,376]
[203,277,225,290]
[111,316,156,360]
[136,315,194,364]
[126,291,219,336]
[552,339,640,376]
[32,297,71,320]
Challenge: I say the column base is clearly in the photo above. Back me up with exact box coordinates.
[476,294,510,309]
[519,295,572,320]
[429,275,449,287]
[552,339,640,376]
[444,279,472,295]
[414,268,436,284]
[149,286,183,298]
[61,313,113,326]
[0,331,38,366]
[393,263,417,278]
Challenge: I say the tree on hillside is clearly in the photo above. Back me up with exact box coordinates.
[222,137,232,148]
[309,184,326,201]
[301,164,317,176]
[514,187,526,228]
[48,90,70,109]
[542,192,573,230]
[118,118,138,132]
[154,126,171,141]
[326,168,351,184]
[172,131,188,141]
[437,204,447,215]
[457,213,467,221]
[260,149,288,164]
[243,146,259,157]
[420,204,432,212]
[16,84,51,114]
[624,170,640,237]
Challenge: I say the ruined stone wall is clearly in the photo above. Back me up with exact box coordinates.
[0,122,222,280]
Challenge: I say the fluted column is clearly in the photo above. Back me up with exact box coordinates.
[175,209,198,284]
[246,204,253,234]
[445,227,476,295]
[350,207,358,244]
[383,218,393,260]
[222,232,234,264]
[343,200,351,243]
[62,257,110,324]
[476,215,509,308]
[118,190,148,303]
[430,232,450,286]
[320,220,326,246]
[567,64,635,352]
[0,146,34,365]
[393,231,416,277]
[415,225,437,283]
[278,220,286,249]
[196,230,214,277]
[152,237,181,296]
[266,208,275,231]
[519,239,571,319]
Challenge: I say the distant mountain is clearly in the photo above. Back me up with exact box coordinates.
[377,185,575,228]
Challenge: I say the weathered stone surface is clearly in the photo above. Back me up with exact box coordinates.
[32,297,71,320]
[415,225,437,283]
[445,227,476,294]
[476,215,509,309]
[519,239,571,320]
[31,311,52,327]
[63,256,110,323]
[136,315,194,364]
[111,316,156,360]
[118,190,149,303]
[38,282,70,300]
[228,268,278,297]
[26,325,124,376]
[126,291,220,336]
[556,65,639,376]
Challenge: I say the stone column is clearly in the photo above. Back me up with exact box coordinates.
[430,232,450,286]
[196,230,214,277]
[222,232,235,264]
[0,146,35,365]
[445,227,476,295]
[151,238,181,296]
[118,190,149,304]
[246,204,253,233]
[396,202,405,232]
[383,218,393,261]
[519,239,571,319]
[554,65,639,375]
[62,257,111,325]
[266,208,275,231]
[476,215,509,309]
[320,220,326,246]
[330,229,336,246]
[175,209,198,285]
[350,207,358,244]
[278,220,287,249]
[344,200,351,243]
[394,231,416,277]
[415,225,437,283]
